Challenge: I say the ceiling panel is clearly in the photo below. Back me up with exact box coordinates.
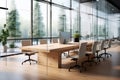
[80,0,120,11]
[107,0,120,10]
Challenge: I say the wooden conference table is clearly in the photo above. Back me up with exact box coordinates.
[21,41,93,68]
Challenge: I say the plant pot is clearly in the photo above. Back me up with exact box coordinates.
[74,38,79,42]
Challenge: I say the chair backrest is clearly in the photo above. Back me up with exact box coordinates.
[52,38,58,43]
[40,39,47,44]
[78,42,87,58]
[22,40,31,46]
[91,41,98,54]
[100,40,106,50]
[108,39,112,48]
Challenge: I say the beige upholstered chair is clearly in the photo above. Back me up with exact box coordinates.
[69,42,87,72]
[21,40,37,65]
[93,40,105,62]
[82,41,98,66]
[22,40,31,46]
[40,39,47,44]
[99,39,112,58]
[52,38,58,43]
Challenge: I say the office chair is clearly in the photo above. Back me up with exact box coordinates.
[21,40,37,65]
[92,40,105,62]
[68,42,87,72]
[82,41,98,66]
[52,38,58,43]
[99,39,112,58]
[40,39,47,44]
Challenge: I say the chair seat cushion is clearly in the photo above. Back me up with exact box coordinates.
[85,52,92,56]
[96,50,100,52]
[71,55,78,61]
[71,55,79,58]
[104,47,109,49]
[71,58,78,61]
[24,51,37,55]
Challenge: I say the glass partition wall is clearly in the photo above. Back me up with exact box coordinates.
[80,0,120,40]
[0,0,120,75]
[0,0,119,46]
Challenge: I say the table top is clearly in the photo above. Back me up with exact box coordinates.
[21,41,94,53]
[21,43,79,53]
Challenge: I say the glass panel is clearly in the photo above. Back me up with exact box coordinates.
[52,6,70,37]
[81,12,92,40]
[7,0,31,38]
[0,10,6,30]
[33,1,50,38]
[0,0,6,7]
[80,0,120,40]
[72,0,79,11]
[80,3,93,40]
[72,11,80,36]
[0,10,7,53]
[52,0,70,7]
[107,1,120,38]
[97,0,106,40]
[98,18,106,40]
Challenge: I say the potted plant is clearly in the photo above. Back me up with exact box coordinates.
[9,42,15,48]
[73,31,80,42]
[9,42,15,52]
[0,24,9,52]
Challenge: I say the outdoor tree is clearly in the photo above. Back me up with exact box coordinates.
[7,0,21,37]
[92,24,98,37]
[73,12,80,34]
[58,8,67,32]
[33,2,45,38]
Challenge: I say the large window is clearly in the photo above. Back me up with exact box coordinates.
[72,0,79,11]
[0,0,7,32]
[80,0,120,40]
[7,0,31,38]
[80,4,93,40]
[52,0,70,7]
[0,10,7,30]
[0,0,6,7]
[0,0,119,42]
[52,5,70,37]
[72,11,80,35]
[33,1,50,38]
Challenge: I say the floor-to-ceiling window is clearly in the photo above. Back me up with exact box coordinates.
[52,5,70,37]
[0,0,120,52]
[52,0,70,7]
[33,1,50,38]
[7,0,31,38]
[0,10,7,31]
[0,0,7,32]
[0,0,8,53]
[80,0,120,40]
[72,0,80,38]
[80,2,93,40]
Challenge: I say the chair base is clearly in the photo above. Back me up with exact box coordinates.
[82,59,97,66]
[100,48,112,58]
[93,50,105,62]
[68,64,86,72]
[22,58,37,65]
[92,56,105,62]
[100,53,112,58]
